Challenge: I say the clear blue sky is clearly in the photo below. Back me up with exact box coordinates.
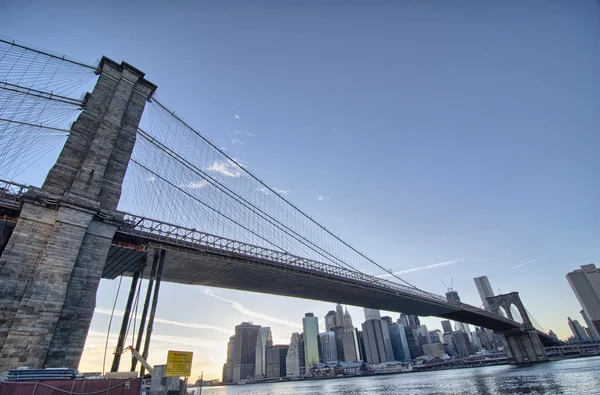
[4,0,600,379]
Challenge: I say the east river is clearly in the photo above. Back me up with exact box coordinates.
[197,356,600,394]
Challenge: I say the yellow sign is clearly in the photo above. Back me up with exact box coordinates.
[165,350,193,377]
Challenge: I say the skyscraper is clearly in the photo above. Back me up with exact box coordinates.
[342,329,361,362]
[231,322,261,381]
[474,276,495,311]
[567,264,600,339]
[344,307,354,331]
[285,332,305,377]
[266,345,288,378]
[331,326,346,362]
[364,308,381,321]
[302,313,320,372]
[441,320,453,334]
[451,331,473,358]
[254,327,272,378]
[568,317,590,342]
[335,304,345,328]
[361,308,394,364]
[318,331,338,362]
[581,310,599,341]
[404,326,422,358]
[445,289,471,337]
[324,310,337,332]
[223,335,235,383]
[388,323,411,361]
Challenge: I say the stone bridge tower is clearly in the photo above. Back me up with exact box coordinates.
[0,58,156,370]
[486,292,547,363]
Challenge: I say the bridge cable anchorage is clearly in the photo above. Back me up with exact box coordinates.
[123,98,436,296]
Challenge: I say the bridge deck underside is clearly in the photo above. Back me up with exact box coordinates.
[104,241,520,332]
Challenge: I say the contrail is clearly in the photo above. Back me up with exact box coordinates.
[513,257,542,269]
[94,308,231,334]
[377,259,464,278]
[203,289,302,329]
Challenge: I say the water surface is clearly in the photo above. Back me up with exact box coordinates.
[198,357,600,394]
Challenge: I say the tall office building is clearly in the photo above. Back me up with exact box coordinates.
[568,317,590,342]
[254,327,272,378]
[266,345,288,378]
[567,264,600,340]
[335,304,345,328]
[223,335,236,383]
[445,289,472,337]
[318,331,338,362]
[231,322,261,381]
[388,323,411,361]
[344,307,354,331]
[441,320,453,334]
[581,310,599,341]
[399,313,420,328]
[342,329,361,362]
[452,331,474,358]
[325,310,337,332]
[364,308,382,321]
[404,326,422,358]
[302,313,320,372]
[474,276,495,311]
[285,333,305,377]
[361,309,394,364]
[331,326,346,362]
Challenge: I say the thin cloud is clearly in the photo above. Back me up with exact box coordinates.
[257,187,290,196]
[87,331,224,350]
[513,257,542,269]
[94,308,230,334]
[316,195,331,201]
[274,188,290,195]
[234,131,256,137]
[231,137,245,145]
[377,259,464,278]
[180,180,209,189]
[234,114,240,119]
[207,159,244,177]
[203,289,302,329]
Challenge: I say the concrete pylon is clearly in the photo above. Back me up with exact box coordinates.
[486,292,547,364]
[0,57,156,370]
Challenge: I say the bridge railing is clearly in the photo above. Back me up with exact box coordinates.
[119,213,450,304]
[0,179,28,210]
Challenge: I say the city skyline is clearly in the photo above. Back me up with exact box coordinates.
[3,0,600,381]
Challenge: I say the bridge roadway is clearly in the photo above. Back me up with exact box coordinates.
[0,181,554,345]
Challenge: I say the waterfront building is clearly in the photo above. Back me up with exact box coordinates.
[231,322,261,381]
[429,329,444,344]
[286,332,305,377]
[474,276,495,311]
[566,263,600,339]
[254,326,272,378]
[318,331,338,362]
[331,326,346,361]
[303,313,320,372]
[364,308,382,321]
[388,322,411,361]
[422,342,445,358]
[382,316,393,325]
[548,330,560,342]
[266,344,288,378]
